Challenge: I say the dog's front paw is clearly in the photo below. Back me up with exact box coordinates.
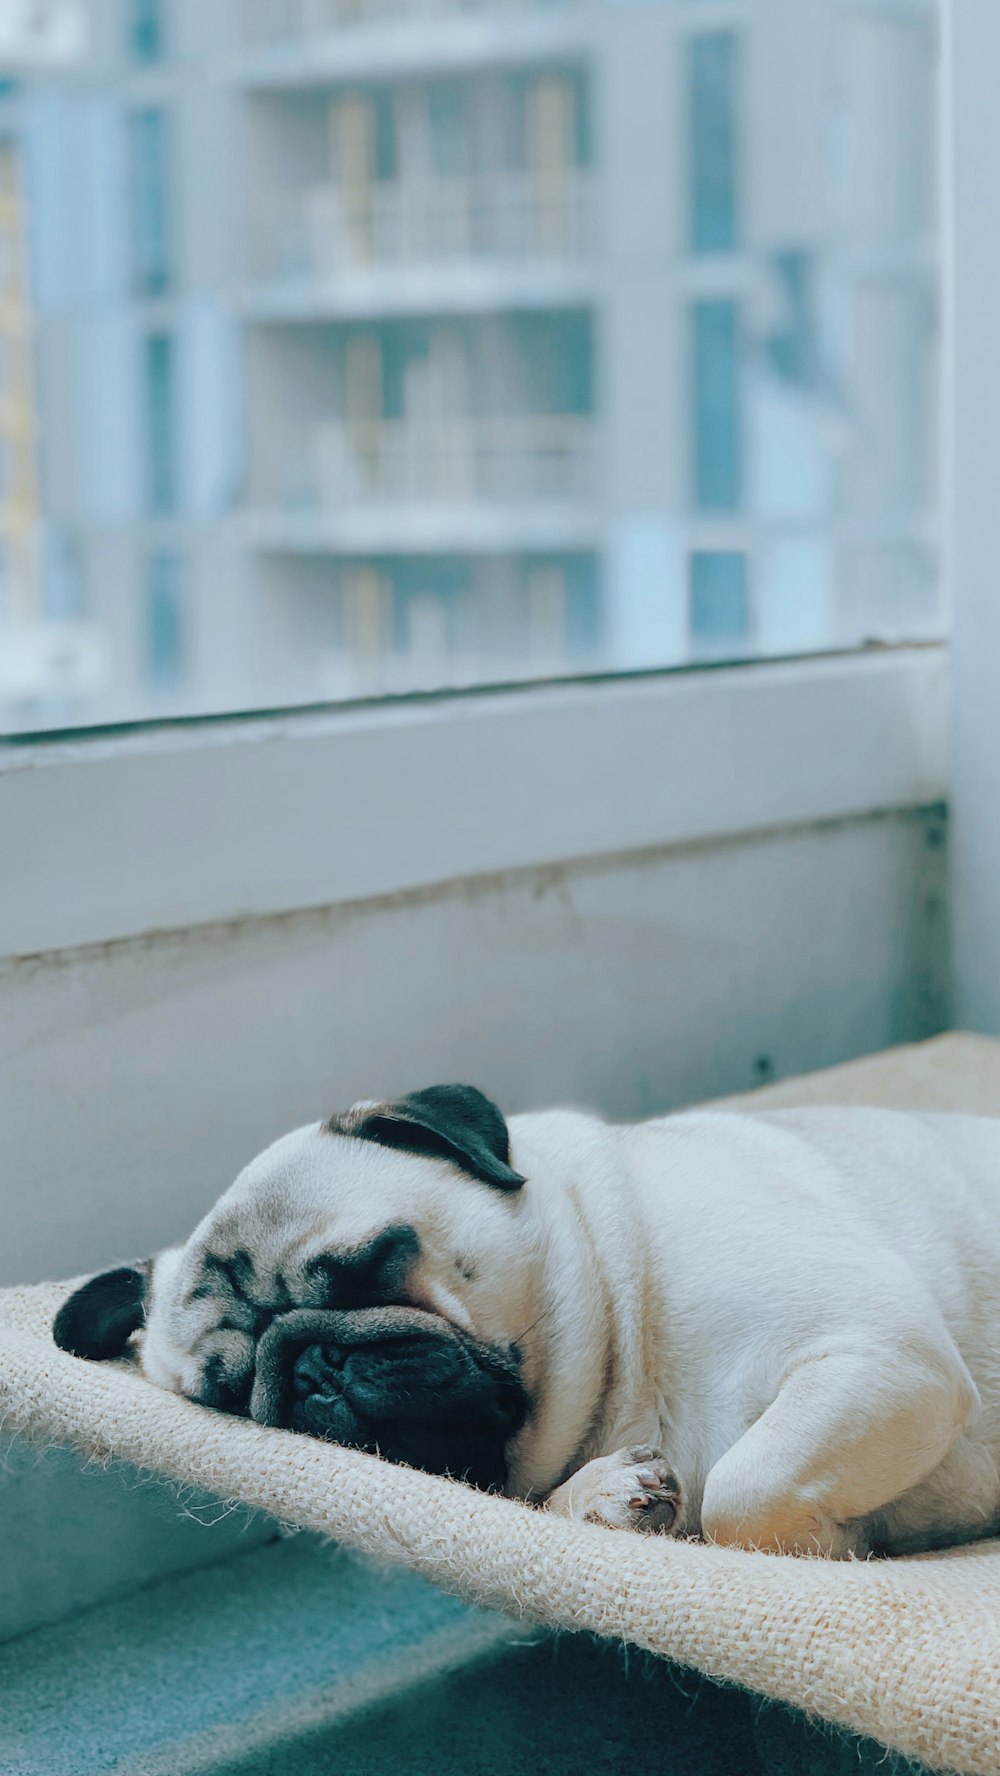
[546,1446,681,1533]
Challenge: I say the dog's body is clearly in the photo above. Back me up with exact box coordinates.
[54,1087,1000,1557]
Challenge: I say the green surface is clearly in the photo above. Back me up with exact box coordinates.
[0,1528,933,1776]
[0,1439,267,1643]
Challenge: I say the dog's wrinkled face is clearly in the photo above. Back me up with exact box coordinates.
[54,1086,539,1490]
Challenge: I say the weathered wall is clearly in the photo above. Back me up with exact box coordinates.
[2,806,948,1287]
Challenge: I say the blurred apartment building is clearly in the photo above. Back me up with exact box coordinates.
[0,0,940,728]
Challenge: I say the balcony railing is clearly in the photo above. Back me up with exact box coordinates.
[242,0,579,45]
[254,171,591,279]
[303,413,594,504]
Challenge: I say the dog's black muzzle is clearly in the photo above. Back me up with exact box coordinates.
[248,1306,527,1491]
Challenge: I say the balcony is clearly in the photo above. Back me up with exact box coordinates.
[310,411,592,502]
[242,0,582,48]
[251,171,592,296]
[241,414,597,552]
[234,0,586,88]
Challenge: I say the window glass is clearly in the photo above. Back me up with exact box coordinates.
[690,552,749,651]
[145,551,183,686]
[689,32,738,254]
[128,0,162,63]
[0,0,942,734]
[692,300,742,511]
[144,333,176,515]
[127,108,170,296]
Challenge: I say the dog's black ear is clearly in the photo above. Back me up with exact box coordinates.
[347,1085,525,1191]
[53,1266,146,1360]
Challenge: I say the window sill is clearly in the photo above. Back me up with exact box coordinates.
[0,645,948,962]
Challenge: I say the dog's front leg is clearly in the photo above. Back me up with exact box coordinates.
[545,1446,682,1532]
[700,1333,977,1557]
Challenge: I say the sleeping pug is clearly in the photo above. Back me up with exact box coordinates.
[54,1084,1000,1558]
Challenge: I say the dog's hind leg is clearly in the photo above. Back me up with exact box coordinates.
[699,1331,978,1558]
[867,1431,1000,1554]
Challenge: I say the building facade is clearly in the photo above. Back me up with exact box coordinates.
[0,0,940,729]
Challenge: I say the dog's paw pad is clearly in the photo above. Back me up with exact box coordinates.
[581,1447,681,1533]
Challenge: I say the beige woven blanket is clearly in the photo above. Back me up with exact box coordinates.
[3,1033,1000,1776]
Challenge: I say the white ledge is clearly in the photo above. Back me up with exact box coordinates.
[0,647,948,960]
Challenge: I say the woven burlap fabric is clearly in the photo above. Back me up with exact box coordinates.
[4,1033,1000,1776]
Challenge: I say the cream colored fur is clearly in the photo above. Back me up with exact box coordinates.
[141,1103,1000,1557]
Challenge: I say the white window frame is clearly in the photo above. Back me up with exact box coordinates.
[947,0,1000,1030]
[0,0,961,967]
[1,645,947,961]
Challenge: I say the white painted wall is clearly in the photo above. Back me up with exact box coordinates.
[2,806,947,1289]
[949,0,1000,1034]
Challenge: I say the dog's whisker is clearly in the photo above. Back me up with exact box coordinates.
[512,1285,576,1350]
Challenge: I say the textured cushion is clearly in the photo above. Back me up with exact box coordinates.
[3,1032,1000,1776]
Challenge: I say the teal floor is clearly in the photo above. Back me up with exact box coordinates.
[0,1533,933,1776]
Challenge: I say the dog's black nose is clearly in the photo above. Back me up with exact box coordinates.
[290,1342,361,1443]
[303,1223,420,1309]
[248,1303,529,1493]
[291,1341,343,1399]
[286,1327,528,1489]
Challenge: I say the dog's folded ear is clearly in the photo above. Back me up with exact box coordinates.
[53,1265,147,1360]
[340,1084,526,1191]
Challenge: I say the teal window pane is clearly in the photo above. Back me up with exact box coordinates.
[692,299,741,509]
[145,334,176,515]
[129,0,163,62]
[146,553,183,685]
[690,551,749,641]
[128,108,170,295]
[689,33,738,254]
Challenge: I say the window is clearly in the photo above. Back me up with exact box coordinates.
[128,0,163,62]
[0,0,941,735]
[145,552,183,685]
[128,108,170,296]
[688,32,738,254]
[690,552,749,649]
[692,300,741,511]
[144,334,176,515]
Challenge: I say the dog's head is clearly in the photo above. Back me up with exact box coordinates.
[53,1086,540,1491]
